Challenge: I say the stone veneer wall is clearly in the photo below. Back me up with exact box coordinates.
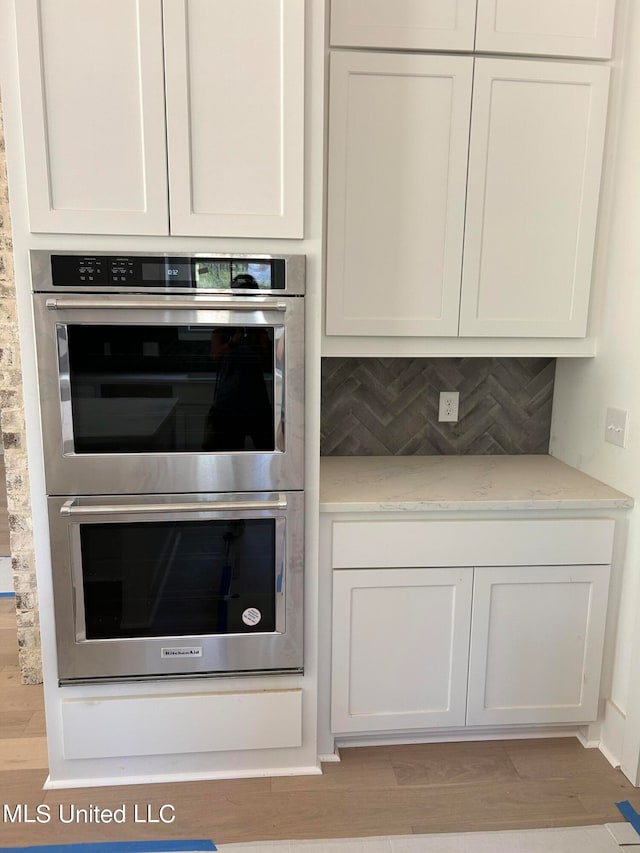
[0,93,42,684]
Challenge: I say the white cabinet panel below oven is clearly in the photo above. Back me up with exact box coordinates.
[61,689,302,759]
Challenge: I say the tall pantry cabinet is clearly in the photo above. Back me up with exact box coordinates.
[326,0,616,342]
[14,0,304,238]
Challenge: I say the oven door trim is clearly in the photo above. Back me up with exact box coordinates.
[49,491,304,684]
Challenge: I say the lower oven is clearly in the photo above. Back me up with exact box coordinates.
[48,490,303,683]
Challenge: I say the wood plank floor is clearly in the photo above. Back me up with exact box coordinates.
[0,598,638,847]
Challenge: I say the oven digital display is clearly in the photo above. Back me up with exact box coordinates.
[142,261,192,284]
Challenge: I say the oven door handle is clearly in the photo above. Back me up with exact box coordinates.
[60,496,288,516]
[45,297,288,312]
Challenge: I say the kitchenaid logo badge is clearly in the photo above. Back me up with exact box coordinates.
[161,647,203,658]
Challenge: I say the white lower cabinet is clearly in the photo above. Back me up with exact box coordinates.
[329,518,614,737]
[331,568,473,733]
[467,564,610,726]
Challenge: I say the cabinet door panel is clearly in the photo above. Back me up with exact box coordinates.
[331,568,473,733]
[326,52,473,336]
[460,59,610,338]
[476,0,616,59]
[15,0,168,235]
[330,0,477,51]
[164,0,304,238]
[467,565,610,725]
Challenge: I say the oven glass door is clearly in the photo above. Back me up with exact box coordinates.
[66,322,280,455]
[78,515,282,640]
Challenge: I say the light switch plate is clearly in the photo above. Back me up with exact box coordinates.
[605,407,628,448]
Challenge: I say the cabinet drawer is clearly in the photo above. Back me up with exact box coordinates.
[332,519,615,568]
[330,0,477,51]
[475,0,617,59]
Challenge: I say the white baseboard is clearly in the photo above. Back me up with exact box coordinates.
[318,749,341,763]
[576,722,601,749]
[599,699,626,769]
[44,762,323,790]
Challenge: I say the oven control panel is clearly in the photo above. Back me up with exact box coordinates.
[49,254,286,290]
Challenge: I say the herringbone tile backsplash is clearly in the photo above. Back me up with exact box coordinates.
[321,357,555,456]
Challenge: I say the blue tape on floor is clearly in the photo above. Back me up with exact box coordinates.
[0,591,15,597]
[616,800,640,834]
[0,842,217,853]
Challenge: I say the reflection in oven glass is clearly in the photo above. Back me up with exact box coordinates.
[79,519,277,639]
[66,324,276,453]
[194,262,273,290]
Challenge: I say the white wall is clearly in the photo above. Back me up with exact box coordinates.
[550,0,640,782]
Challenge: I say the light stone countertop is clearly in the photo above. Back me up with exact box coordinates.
[319,455,633,513]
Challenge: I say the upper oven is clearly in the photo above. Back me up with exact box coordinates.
[31,252,305,496]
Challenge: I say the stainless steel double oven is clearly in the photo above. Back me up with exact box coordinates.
[32,251,305,683]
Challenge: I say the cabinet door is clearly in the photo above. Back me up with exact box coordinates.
[459,59,610,338]
[15,0,168,235]
[164,0,304,238]
[330,0,477,51]
[331,568,473,733]
[467,564,610,726]
[476,0,617,59]
[326,52,473,337]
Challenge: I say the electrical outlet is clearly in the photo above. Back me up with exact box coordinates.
[439,391,459,422]
[605,407,628,448]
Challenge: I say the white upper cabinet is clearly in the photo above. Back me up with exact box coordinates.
[459,58,610,338]
[330,0,477,51]
[475,0,617,59]
[326,51,473,336]
[326,52,610,339]
[14,0,304,238]
[15,0,169,235]
[164,0,304,238]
